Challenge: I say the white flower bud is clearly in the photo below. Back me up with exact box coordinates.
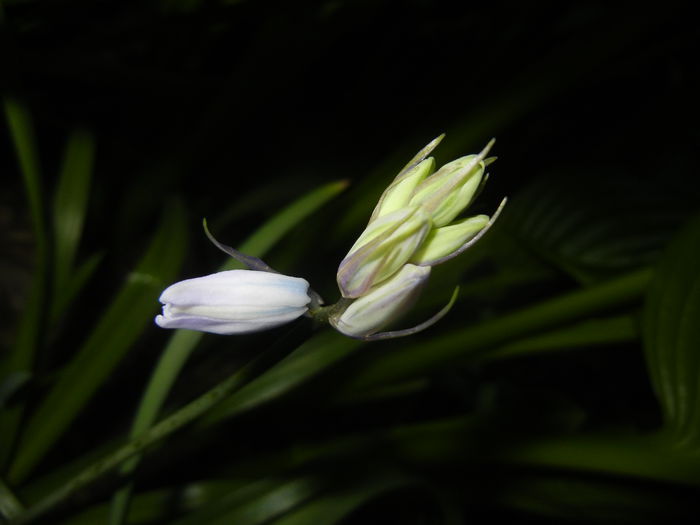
[331,264,430,337]
[155,270,311,335]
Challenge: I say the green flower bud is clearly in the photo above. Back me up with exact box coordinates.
[330,264,431,337]
[368,134,444,222]
[369,158,435,221]
[408,139,494,227]
[337,205,431,298]
[410,214,490,266]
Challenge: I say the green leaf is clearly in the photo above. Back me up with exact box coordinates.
[109,180,348,524]
[14,332,355,523]
[169,474,418,525]
[8,200,189,484]
[201,330,360,426]
[496,431,700,486]
[57,481,238,525]
[496,473,697,523]
[335,268,651,396]
[2,99,45,262]
[0,477,24,521]
[643,215,700,447]
[50,130,96,324]
[49,253,104,327]
[0,98,48,466]
[503,173,692,283]
[268,476,417,525]
[171,477,322,525]
[487,315,638,360]
[220,179,350,270]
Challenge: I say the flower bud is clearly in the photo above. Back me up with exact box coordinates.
[409,154,486,227]
[155,270,311,335]
[330,264,431,338]
[407,140,494,227]
[369,158,435,221]
[410,214,489,266]
[337,205,431,298]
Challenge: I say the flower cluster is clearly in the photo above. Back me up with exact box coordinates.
[329,135,503,338]
[155,135,503,341]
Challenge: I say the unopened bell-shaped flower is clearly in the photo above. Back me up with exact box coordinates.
[155,270,311,335]
[409,154,488,227]
[410,214,490,266]
[330,264,431,338]
[337,205,431,298]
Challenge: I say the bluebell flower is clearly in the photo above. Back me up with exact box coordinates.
[156,270,311,335]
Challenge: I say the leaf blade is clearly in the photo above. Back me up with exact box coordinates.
[51,129,95,304]
[9,201,189,483]
[643,215,700,446]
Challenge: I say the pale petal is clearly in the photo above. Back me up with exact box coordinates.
[159,270,310,308]
[337,207,431,298]
[410,215,489,265]
[331,264,431,337]
[155,305,308,335]
[369,158,434,221]
[155,270,311,335]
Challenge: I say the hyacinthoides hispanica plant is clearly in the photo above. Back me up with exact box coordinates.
[5,133,504,524]
[6,112,700,525]
[156,135,506,341]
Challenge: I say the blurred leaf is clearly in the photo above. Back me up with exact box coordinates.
[9,201,189,484]
[58,481,238,525]
[58,490,171,525]
[172,477,321,525]
[2,99,45,259]
[50,130,95,324]
[170,474,419,525]
[643,215,700,447]
[496,473,697,523]
[201,330,361,426]
[0,371,30,409]
[487,315,638,360]
[49,253,104,328]
[0,478,24,521]
[503,173,692,283]
[496,431,700,486]
[110,180,348,524]
[1,98,48,467]
[19,437,119,503]
[269,476,417,525]
[211,176,316,233]
[220,179,350,270]
[335,268,651,396]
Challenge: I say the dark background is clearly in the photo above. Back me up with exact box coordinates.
[3,0,697,223]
